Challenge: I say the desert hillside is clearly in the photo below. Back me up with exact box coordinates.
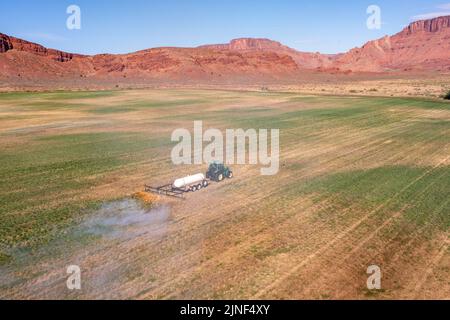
[0,15,449,89]
[334,15,450,72]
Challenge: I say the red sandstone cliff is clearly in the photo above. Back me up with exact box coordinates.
[333,15,450,72]
[1,15,449,86]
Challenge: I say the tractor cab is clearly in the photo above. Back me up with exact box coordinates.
[206,162,233,182]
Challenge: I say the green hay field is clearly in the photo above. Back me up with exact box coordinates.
[0,89,448,299]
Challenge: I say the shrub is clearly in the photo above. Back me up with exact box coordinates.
[444,90,450,100]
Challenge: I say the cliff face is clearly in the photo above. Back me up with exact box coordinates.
[0,34,13,53]
[229,38,284,50]
[0,33,82,62]
[1,15,450,84]
[0,35,301,82]
[200,38,285,51]
[401,15,450,35]
[333,15,450,72]
[200,38,336,69]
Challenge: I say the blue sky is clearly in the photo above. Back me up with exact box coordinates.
[1,0,449,55]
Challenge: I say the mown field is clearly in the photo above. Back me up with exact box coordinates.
[0,89,448,299]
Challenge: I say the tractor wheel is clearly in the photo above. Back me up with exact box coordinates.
[197,184,202,190]
[192,185,197,192]
[227,171,233,179]
[203,180,209,187]
[218,174,224,182]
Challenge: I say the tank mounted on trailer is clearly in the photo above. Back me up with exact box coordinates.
[145,163,233,199]
[173,173,209,192]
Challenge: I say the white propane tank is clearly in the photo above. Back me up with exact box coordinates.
[173,173,205,189]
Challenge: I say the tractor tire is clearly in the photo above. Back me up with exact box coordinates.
[203,180,209,187]
[192,185,197,192]
[227,171,233,179]
[197,184,202,190]
[218,174,224,182]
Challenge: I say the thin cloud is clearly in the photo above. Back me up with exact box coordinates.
[294,39,319,44]
[23,32,67,42]
[411,12,450,20]
[411,3,450,21]
[437,3,450,9]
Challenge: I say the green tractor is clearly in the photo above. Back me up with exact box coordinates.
[206,162,233,182]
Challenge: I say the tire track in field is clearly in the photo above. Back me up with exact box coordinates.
[252,155,449,298]
[296,167,449,298]
[240,125,447,290]
[372,198,450,299]
[6,95,445,299]
[149,127,418,297]
[85,108,448,299]
[147,121,447,298]
[276,161,449,299]
[411,237,449,299]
